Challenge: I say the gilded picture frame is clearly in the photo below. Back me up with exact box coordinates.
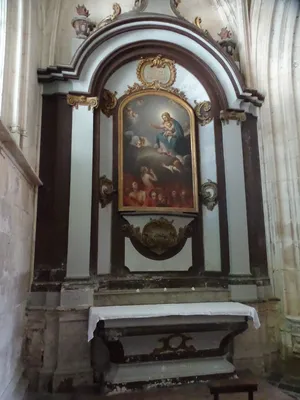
[118,90,199,213]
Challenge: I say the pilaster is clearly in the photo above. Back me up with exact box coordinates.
[66,95,98,279]
[221,115,251,276]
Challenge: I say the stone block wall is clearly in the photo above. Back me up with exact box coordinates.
[0,151,36,399]
[233,300,281,375]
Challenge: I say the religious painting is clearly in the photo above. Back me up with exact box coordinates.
[118,91,199,213]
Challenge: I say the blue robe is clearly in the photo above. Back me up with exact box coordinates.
[155,119,184,156]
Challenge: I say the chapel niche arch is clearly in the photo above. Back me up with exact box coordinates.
[33,8,268,300]
[90,40,230,280]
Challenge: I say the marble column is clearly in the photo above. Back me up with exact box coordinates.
[66,101,95,279]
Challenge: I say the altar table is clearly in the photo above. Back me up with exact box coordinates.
[88,302,260,393]
[88,302,260,341]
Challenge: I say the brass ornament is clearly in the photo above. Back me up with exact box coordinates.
[201,179,218,211]
[220,109,246,125]
[194,101,213,126]
[152,334,196,356]
[136,55,177,89]
[97,3,121,29]
[100,89,118,117]
[67,94,99,111]
[99,175,116,208]
[122,217,192,256]
[124,82,188,103]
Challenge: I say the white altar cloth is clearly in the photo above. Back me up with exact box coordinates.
[88,302,260,341]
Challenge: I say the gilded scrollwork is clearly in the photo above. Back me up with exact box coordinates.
[67,94,99,111]
[194,17,210,36]
[99,175,115,208]
[122,217,192,256]
[220,109,246,125]
[201,179,218,211]
[97,3,121,29]
[136,55,177,88]
[194,101,213,126]
[100,89,118,117]
[124,82,188,103]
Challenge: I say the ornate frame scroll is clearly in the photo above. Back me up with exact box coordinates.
[99,175,115,208]
[200,179,218,211]
[100,89,118,117]
[136,55,177,89]
[194,101,213,126]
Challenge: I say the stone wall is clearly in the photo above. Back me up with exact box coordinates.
[249,0,300,356]
[0,147,36,399]
[0,0,44,398]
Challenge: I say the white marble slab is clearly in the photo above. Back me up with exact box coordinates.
[88,302,260,341]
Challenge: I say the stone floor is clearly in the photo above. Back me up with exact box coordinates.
[25,380,298,400]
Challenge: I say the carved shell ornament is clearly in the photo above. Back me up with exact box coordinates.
[122,217,192,256]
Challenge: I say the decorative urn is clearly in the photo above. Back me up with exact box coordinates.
[71,5,95,39]
[217,27,238,60]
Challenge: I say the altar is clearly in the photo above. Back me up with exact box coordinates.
[89,302,260,392]
[25,0,277,395]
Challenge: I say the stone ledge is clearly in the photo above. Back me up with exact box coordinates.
[0,119,42,187]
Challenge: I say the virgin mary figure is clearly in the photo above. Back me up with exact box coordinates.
[151,112,184,157]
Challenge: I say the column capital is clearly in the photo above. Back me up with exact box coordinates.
[220,109,247,125]
[67,94,99,111]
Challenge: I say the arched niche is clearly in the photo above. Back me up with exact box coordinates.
[36,14,268,297]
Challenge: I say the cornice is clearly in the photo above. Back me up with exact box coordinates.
[37,15,264,108]
[37,14,240,82]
